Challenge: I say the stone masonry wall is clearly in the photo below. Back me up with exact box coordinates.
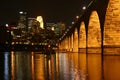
[104,0,120,46]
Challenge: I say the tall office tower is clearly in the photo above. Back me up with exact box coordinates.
[36,16,44,29]
[28,18,40,34]
[57,22,66,37]
[17,11,28,36]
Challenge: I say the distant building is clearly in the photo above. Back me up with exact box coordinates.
[46,23,58,37]
[17,11,28,30]
[28,17,40,34]
[57,22,66,37]
[36,16,44,29]
[17,11,28,38]
[46,22,66,38]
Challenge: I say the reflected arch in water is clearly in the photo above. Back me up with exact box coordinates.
[87,53,102,80]
[79,22,86,49]
[104,56,120,80]
[78,49,87,79]
[73,28,79,52]
[87,11,101,48]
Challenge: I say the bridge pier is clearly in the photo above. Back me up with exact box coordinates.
[104,0,120,47]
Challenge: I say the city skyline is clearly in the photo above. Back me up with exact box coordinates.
[0,0,86,26]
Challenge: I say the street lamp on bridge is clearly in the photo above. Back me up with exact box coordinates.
[82,6,86,10]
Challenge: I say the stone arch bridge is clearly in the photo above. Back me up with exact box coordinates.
[59,0,120,53]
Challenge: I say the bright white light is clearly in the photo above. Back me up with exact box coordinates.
[51,27,54,31]
[36,16,44,29]
[19,11,23,14]
[5,24,8,27]
[82,6,86,10]
[76,16,79,19]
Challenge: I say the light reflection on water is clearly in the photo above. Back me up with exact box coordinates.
[1,48,120,80]
[87,52,102,80]
[4,52,10,80]
[104,55,120,80]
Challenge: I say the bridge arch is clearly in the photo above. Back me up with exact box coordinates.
[104,0,120,46]
[73,28,79,52]
[65,37,69,51]
[79,22,86,49]
[70,34,74,51]
[87,11,101,48]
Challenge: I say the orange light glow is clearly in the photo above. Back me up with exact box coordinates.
[73,28,78,52]
[79,22,86,48]
[88,11,101,48]
[104,0,120,46]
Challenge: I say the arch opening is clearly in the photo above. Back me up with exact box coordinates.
[79,22,86,49]
[88,11,101,48]
[70,34,74,52]
[73,28,79,52]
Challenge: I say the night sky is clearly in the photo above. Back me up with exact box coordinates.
[0,0,86,26]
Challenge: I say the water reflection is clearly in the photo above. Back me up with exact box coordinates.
[104,52,120,80]
[4,52,10,80]
[10,52,58,80]
[11,51,32,80]
[103,48,120,80]
[1,48,120,80]
[58,52,86,80]
[0,52,10,80]
[59,53,70,80]
[78,49,87,80]
[31,52,35,80]
[87,51,102,80]
[34,53,45,80]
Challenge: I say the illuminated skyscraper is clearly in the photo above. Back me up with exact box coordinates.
[13,11,28,41]
[17,11,27,29]
[28,18,40,34]
[36,16,44,29]
[46,22,66,38]
[17,11,28,35]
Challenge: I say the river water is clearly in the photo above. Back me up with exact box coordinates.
[1,48,120,80]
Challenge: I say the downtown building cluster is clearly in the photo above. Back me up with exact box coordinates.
[6,11,66,46]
